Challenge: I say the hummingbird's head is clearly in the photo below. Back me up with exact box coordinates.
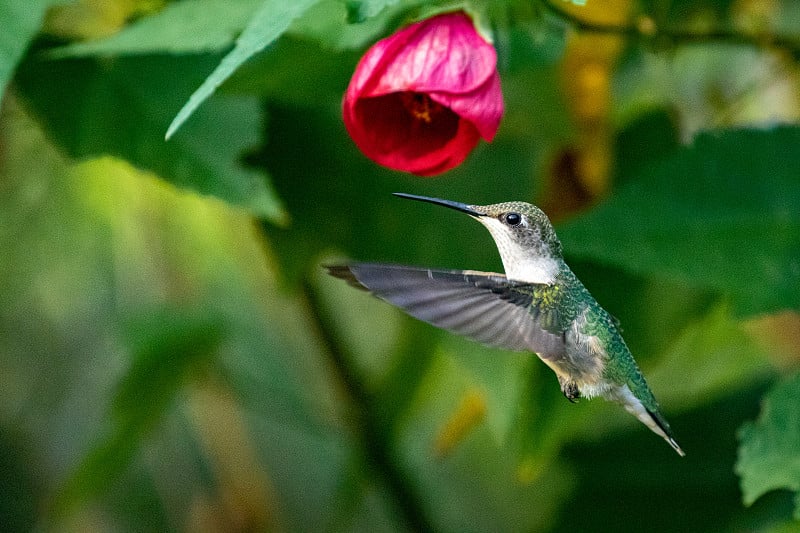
[394,193,563,284]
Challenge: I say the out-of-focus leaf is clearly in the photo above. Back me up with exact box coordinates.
[165,0,320,139]
[113,311,223,424]
[287,0,405,51]
[226,36,359,108]
[559,127,800,316]
[736,373,800,519]
[47,0,263,58]
[397,348,574,531]
[55,307,224,514]
[646,304,775,411]
[0,0,59,107]
[615,46,799,139]
[0,104,400,531]
[559,385,774,533]
[437,337,533,445]
[16,55,284,222]
[314,265,403,390]
[742,311,800,370]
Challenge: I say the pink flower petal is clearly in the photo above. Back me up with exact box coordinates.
[342,11,503,175]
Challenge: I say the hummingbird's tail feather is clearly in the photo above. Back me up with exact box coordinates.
[645,408,686,457]
[615,385,685,457]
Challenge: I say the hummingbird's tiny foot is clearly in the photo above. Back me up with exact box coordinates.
[561,381,580,403]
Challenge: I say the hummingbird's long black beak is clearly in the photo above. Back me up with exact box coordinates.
[393,193,484,217]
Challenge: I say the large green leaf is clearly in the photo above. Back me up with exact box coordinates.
[736,373,800,519]
[165,0,320,139]
[47,0,263,58]
[559,127,800,316]
[0,0,60,107]
[16,55,284,222]
[646,304,776,411]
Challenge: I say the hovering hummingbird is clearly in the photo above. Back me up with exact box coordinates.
[326,193,684,456]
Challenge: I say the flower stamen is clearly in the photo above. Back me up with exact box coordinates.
[401,92,444,124]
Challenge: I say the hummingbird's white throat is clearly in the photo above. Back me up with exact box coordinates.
[478,218,560,285]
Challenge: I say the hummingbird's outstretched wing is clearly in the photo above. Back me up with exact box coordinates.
[325,263,566,356]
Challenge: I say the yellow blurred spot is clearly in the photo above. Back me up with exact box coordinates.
[45,0,165,40]
[186,375,282,532]
[636,15,657,37]
[542,0,633,219]
[433,389,487,457]
[573,61,611,121]
[516,455,546,485]
[742,311,800,370]
[732,0,778,36]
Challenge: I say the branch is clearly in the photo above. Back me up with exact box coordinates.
[541,0,800,53]
[299,276,435,533]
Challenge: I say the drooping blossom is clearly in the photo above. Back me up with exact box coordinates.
[342,12,503,176]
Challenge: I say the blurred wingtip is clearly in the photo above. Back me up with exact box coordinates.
[323,264,369,291]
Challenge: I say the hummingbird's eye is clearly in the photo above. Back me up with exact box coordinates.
[504,212,522,227]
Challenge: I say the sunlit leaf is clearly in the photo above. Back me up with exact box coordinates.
[559,127,800,316]
[16,55,285,222]
[47,0,263,58]
[165,0,320,139]
[736,373,800,519]
[42,0,164,41]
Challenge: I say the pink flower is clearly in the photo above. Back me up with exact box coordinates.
[342,12,504,176]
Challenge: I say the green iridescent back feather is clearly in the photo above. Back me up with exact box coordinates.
[527,263,661,412]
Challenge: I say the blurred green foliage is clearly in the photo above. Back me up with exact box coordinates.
[1,0,799,531]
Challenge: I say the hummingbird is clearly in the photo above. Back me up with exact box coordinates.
[326,193,684,456]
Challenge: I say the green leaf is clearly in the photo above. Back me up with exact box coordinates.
[559,127,800,316]
[736,373,800,519]
[47,0,263,58]
[0,0,60,107]
[16,55,285,222]
[55,308,224,514]
[165,0,320,140]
